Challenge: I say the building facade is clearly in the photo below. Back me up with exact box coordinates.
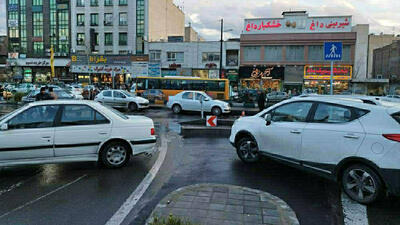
[6,0,71,83]
[148,40,240,82]
[373,40,400,95]
[0,36,8,81]
[240,11,363,95]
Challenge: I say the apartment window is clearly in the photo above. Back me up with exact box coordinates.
[105,50,113,55]
[104,13,113,26]
[243,46,261,61]
[90,0,98,6]
[286,46,304,61]
[77,14,85,26]
[76,0,84,7]
[58,9,70,54]
[105,33,113,46]
[202,53,220,62]
[77,33,85,46]
[94,33,99,45]
[90,13,98,26]
[264,46,283,61]
[33,42,44,54]
[119,13,128,26]
[33,12,43,38]
[119,33,127,46]
[119,0,128,5]
[167,52,184,63]
[104,0,113,6]
[308,45,324,61]
[32,0,42,5]
[150,51,161,61]
[119,50,128,55]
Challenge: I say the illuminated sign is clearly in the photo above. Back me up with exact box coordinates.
[304,65,352,80]
[244,16,351,34]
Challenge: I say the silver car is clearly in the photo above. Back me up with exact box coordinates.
[94,90,149,111]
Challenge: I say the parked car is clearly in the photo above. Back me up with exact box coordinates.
[141,89,165,103]
[167,91,231,116]
[230,95,400,204]
[266,91,289,103]
[94,90,149,112]
[12,83,37,93]
[0,100,156,168]
[383,95,400,103]
[67,86,84,100]
[22,89,75,103]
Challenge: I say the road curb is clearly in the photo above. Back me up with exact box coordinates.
[146,183,299,225]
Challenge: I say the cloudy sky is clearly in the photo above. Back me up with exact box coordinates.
[0,0,399,40]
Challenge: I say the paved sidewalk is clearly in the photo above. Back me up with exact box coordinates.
[147,184,299,225]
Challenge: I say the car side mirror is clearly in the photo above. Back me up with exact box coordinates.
[204,97,210,102]
[264,114,272,126]
[122,95,126,99]
[1,123,8,131]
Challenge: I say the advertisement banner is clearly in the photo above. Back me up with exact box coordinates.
[208,70,219,79]
[148,63,161,77]
[193,70,209,79]
[244,16,352,34]
[70,65,132,74]
[71,55,132,66]
[132,62,148,77]
[239,66,284,80]
[304,65,352,80]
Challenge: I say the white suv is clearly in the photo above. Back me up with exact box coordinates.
[0,100,156,168]
[230,96,400,204]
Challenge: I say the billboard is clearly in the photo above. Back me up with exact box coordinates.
[244,16,352,34]
[304,65,352,80]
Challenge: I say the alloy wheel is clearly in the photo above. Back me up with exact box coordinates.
[344,168,377,202]
[106,145,127,166]
[239,140,259,161]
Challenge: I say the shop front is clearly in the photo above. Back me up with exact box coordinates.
[239,66,284,92]
[303,65,352,94]
[70,55,133,87]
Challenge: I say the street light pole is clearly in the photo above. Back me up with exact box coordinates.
[219,19,223,78]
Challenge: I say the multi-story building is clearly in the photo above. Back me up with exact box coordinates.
[148,40,240,82]
[71,0,185,55]
[6,0,71,83]
[0,36,8,81]
[373,40,400,94]
[239,11,369,95]
[185,25,205,42]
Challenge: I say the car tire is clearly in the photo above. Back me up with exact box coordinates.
[211,107,222,116]
[129,102,138,112]
[236,136,260,163]
[100,141,131,169]
[172,104,182,114]
[341,164,383,204]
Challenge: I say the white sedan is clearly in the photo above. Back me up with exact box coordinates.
[167,91,231,116]
[230,96,400,204]
[0,100,156,168]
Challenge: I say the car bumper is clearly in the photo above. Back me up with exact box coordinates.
[130,137,157,155]
[380,168,400,196]
[223,108,231,113]
[138,103,150,109]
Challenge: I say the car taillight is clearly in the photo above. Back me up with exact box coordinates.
[151,128,155,136]
[383,134,400,142]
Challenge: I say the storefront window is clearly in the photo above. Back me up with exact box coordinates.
[264,46,283,62]
[243,46,261,61]
[342,45,351,62]
[286,46,304,61]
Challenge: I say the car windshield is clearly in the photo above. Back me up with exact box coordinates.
[121,90,135,97]
[102,104,128,120]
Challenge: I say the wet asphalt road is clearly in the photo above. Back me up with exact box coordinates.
[0,105,400,225]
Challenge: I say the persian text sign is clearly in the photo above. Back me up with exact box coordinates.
[244,16,351,34]
[304,65,352,80]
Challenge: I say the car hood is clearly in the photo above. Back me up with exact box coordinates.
[213,100,229,106]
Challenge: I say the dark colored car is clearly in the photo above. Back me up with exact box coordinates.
[141,89,165,103]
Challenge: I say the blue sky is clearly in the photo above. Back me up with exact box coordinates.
[1,0,399,40]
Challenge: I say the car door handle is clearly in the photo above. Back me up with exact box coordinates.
[41,136,51,139]
[344,134,360,139]
[99,132,108,135]
[290,130,301,134]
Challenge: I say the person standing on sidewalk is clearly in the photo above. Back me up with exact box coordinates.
[257,89,266,112]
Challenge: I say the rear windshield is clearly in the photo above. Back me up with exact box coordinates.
[392,113,400,124]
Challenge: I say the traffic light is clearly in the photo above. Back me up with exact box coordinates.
[90,28,96,52]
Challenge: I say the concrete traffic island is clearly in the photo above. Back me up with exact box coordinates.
[146,184,299,225]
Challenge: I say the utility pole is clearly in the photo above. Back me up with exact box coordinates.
[219,19,223,78]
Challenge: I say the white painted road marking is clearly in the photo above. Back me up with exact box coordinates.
[105,135,168,225]
[0,174,87,219]
[341,193,369,225]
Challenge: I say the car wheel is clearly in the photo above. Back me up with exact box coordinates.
[236,137,260,163]
[211,107,222,116]
[172,104,182,114]
[129,102,138,112]
[100,141,130,169]
[342,164,383,204]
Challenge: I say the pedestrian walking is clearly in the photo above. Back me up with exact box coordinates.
[257,89,266,112]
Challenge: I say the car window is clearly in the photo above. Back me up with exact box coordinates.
[392,113,400,124]
[60,105,108,126]
[114,91,125,98]
[195,93,206,101]
[271,102,313,122]
[8,105,59,130]
[103,91,112,97]
[182,92,193,100]
[313,103,352,123]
